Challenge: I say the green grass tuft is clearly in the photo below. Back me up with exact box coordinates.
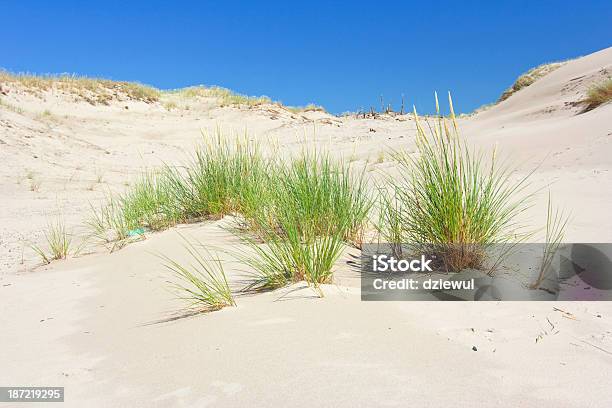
[239,151,371,293]
[530,193,569,288]
[379,93,534,272]
[498,61,565,102]
[32,218,72,264]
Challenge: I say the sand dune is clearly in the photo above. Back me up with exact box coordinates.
[1,47,611,406]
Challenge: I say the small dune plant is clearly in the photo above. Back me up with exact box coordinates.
[32,218,72,264]
[379,93,535,272]
[159,235,235,311]
[530,193,569,288]
[164,101,178,111]
[86,196,131,251]
[583,79,612,111]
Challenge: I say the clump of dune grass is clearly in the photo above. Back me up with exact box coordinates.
[163,137,369,293]
[530,194,569,289]
[119,170,182,231]
[582,79,612,111]
[86,197,131,251]
[32,218,72,264]
[164,101,178,111]
[240,151,371,294]
[86,134,273,250]
[85,170,180,249]
[240,224,346,295]
[380,93,534,272]
[164,133,272,224]
[159,235,235,311]
[498,61,565,102]
[0,70,160,103]
[83,132,367,295]
[277,152,370,244]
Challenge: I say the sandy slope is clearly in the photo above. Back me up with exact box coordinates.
[1,47,611,407]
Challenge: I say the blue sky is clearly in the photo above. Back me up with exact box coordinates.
[2,1,611,114]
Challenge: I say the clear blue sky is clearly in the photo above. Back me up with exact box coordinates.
[2,1,611,114]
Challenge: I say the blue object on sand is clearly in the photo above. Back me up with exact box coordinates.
[127,228,145,237]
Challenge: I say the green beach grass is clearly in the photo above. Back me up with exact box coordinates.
[76,95,566,308]
[379,93,536,272]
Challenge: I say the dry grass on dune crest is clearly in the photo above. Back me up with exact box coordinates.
[286,103,326,113]
[498,61,566,102]
[0,70,326,112]
[582,78,612,111]
[167,85,273,107]
[0,70,160,104]
[167,85,326,112]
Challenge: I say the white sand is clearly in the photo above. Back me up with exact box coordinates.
[1,47,611,407]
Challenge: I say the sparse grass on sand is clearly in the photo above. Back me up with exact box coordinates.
[1,71,326,112]
[87,133,369,298]
[167,85,272,108]
[86,136,269,250]
[0,96,24,114]
[530,193,569,288]
[86,197,131,251]
[166,86,326,112]
[163,101,178,111]
[159,235,235,311]
[83,95,567,305]
[0,70,160,104]
[32,218,72,264]
[286,103,326,114]
[582,79,612,111]
[498,61,565,102]
[379,93,535,272]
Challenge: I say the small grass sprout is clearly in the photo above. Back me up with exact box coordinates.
[159,235,235,311]
[530,193,569,289]
[32,218,72,264]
